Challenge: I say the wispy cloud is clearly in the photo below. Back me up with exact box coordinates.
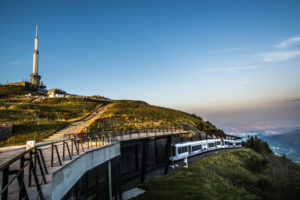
[259,50,300,62]
[208,66,259,72]
[283,97,300,103]
[274,36,300,48]
[9,59,31,65]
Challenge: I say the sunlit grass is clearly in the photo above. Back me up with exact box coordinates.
[0,96,105,146]
[88,100,220,134]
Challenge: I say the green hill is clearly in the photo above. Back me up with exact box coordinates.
[134,145,300,200]
[0,85,44,97]
[0,96,106,146]
[1,97,225,146]
[88,100,225,136]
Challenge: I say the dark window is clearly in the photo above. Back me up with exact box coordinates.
[208,143,215,148]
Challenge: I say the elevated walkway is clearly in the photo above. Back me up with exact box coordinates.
[0,129,189,200]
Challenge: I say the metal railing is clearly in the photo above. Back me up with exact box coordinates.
[0,134,117,200]
[0,127,188,200]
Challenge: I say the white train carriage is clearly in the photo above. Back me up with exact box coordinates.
[223,139,242,148]
[170,139,241,161]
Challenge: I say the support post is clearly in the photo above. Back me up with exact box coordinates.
[51,144,54,167]
[154,139,159,165]
[28,151,33,186]
[1,166,9,200]
[164,137,171,174]
[116,156,122,200]
[39,149,48,174]
[63,141,65,160]
[135,144,139,171]
[141,139,149,183]
[108,160,112,200]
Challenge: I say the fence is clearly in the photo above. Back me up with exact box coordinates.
[0,127,189,200]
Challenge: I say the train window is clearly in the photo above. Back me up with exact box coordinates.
[216,141,221,145]
[208,143,214,148]
[178,147,187,154]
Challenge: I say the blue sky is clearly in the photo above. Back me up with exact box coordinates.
[1,0,300,126]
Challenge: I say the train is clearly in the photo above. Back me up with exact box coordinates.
[170,139,242,161]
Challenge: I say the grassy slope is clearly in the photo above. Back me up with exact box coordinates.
[88,100,223,134]
[0,96,105,146]
[0,85,45,97]
[134,148,300,200]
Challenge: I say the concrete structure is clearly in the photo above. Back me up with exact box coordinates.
[0,122,12,141]
[51,143,121,200]
[0,129,191,200]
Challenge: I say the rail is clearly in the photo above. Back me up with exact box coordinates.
[0,133,117,200]
[0,126,188,200]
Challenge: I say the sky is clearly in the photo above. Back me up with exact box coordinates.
[1,0,300,128]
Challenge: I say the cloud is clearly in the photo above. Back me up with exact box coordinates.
[283,97,300,103]
[208,66,259,72]
[274,36,300,48]
[9,59,31,65]
[259,50,300,62]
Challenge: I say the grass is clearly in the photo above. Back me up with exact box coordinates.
[88,100,224,135]
[134,148,300,200]
[0,96,106,146]
[0,85,44,97]
[134,149,262,200]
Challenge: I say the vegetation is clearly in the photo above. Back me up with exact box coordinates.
[242,135,273,155]
[134,139,300,200]
[0,96,106,146]
[0,85,44,97]
[88,100,224,136]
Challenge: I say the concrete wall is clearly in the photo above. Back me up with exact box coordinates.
[0,122,12,141]
[51,143,120,200]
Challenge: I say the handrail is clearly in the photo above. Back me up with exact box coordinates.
[0,127,189,200]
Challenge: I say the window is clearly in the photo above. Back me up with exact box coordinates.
[192,145,202,151]
[178,146,188,154]
[208,143,215,148]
